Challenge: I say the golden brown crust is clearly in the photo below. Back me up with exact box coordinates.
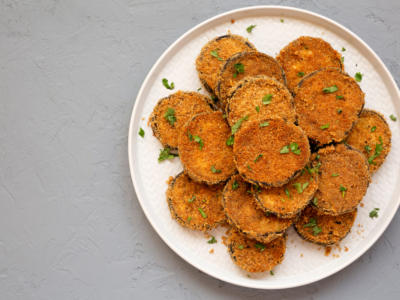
[255,164,319,218]
[276,36,343,93]
[178,111,236,184]
[149,91,214,149]
[314,143,370,215]
[227,230,286,273]
[167,172,226,231]
[233,118,311,188]
[196,35,255,95]
[346,109,392,173]
[226,76,296,127]
[216,52,285,107]
[294,205,357,245]
[293,68,365,147]
[222,175,294,243]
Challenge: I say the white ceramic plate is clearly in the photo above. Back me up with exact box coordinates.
[128,6,400,289]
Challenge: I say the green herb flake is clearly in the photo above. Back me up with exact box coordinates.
[188,195,196,203]
[289,142,301,155]
[246,24,256,33]
[355,72,363,82]
[210,49,223,61]
[138,127,145,137]
[232,180,239,190]
[364,145,372,153]
[312,197,318,206]
[246,164,252,171]
[369,208,379,219]
[280,145,290,154]
[313,226,322,236]
[158,147,178,162]
[285,188,290,198]
[255,105,260,113]
[341,56,344,63]
[322,85,338,93]
[293,182,303,194]
[371,126,377,132]
[198,207,207,218]
[316,154,320,160]
[197,87,202,91]
[262,94,273,105]
[297,72,305,77]
[162,78,174,90]
[254,154,263,163]
[340,185,347,198]
[368,136,383,165]
[259,121,270,128]
[233,63,244,78]
[331,173,339,177]
[255,243,266,252]
[164,107,176,125]
[211,165,221,173]
[226,135,234,146]
[222,113,227,119]
[390,114,397,121]
[320,123,330,130]
[337,108,342,114]
[231,115,249,134]
[187,130,193,141]
[304,218,317,228]
[193,135,204,150]
[187,216,192,222]
[237,245,244,250]
[336,95,344,99]
[207,236,217,244]
[280,18,284,23]
[270,270,274,275]
[302,182,309,191]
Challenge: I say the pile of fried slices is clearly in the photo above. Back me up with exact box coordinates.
[147,35,392,274]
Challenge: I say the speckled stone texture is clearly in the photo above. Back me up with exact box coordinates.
[0,0,399,299]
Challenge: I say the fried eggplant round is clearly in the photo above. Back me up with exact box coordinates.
[227,230,286,273]
[233,118,311,188]
[314,143,370,215]
[276,36,343,93]
[216,51,285,106]
[255,164,319,218]
[149,91,214,149]
[293,68,365,147]
[294,205,357,245]
[196,35,255,96]
[167,172,225,231]
[178,111,236,184]
[223,175,294,243]
[346,109,392,174]
[226,76,296,127]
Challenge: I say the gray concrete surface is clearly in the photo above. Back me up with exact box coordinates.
[0,0,399,299]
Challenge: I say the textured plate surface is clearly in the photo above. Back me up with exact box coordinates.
[128,6,400,289]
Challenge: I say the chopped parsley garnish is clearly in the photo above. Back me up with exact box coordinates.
[187,130,193,141]
[262,94,273,105]
[280,18,284,23]
[303,217,322,235]
[371,126,377,132]
[337,108,342,114]
[390,114,397,121]
[138,127,145,137]
[187,216,192,222]
[198,207,207,218]
[197,87,202,91]
[237,245,244,250]
[280,145,290,154]
[210,49,223,61]
[340,185,347,198]
[222,113,227,119]
[365,145,371,152]
[193,135,204,149]
[158,147,178,162]
[293,182,309,193]
[211,165,221,173]
[233,63,244,78]
[231,115,249,134]
[188,195,196,203]
[232,180,239,190]
[331,173,339,177]
[369,208,379,219]
[164,108,176,125]
[255,243,266,252]
[246,164,252,171]
[254,154,263,162]
[320,123,330,130]
[246,24,256,33]
[312,197,318,206]
[289,142,301,155]
[322,85,338,93]
[208,236,217,244]
[297,72,305,77]
[355,72,363,82]
[259,121,269,127]
[341,56,344,63]
[162,78,174,90]
[285,188,290,198]
[226,135,234,146]
[368,136,383,165]
[270,270,274,275]
[255,105,260,112]
[336,95,344,99]
[342,47,346,52]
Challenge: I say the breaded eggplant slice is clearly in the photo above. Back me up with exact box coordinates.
[233,118,311,188]
[314,144,370,215]
[293,68,365,147]
[216,51,286,106]
[227,230,286,273]
[294,205,357,245]
[196,35,255,96]
[346,109,392,173]
[255,163,319,218]
[223,175,294,243]
[227,76,296,127]
[149,91,214,149]
[178,111,236,184]
[276,36,343,93]
[167,172,225,231]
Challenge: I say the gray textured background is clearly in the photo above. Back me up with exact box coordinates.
[1,0,399,299]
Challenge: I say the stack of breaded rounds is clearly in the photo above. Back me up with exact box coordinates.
[149,35,392,274]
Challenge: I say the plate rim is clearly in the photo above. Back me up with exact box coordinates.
[128,5,400,289]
